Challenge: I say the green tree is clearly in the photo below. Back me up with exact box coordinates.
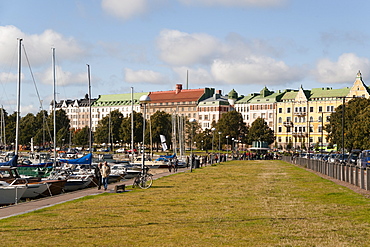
[94,110,123,146]
[248,117,275,145]
[47,109,71,147]
[194,128,212,152]
[5,111,17,147]
[325,98,370,151]
[73,126,90,147]
[215,111,248,145]
[120,111,143,148]
[19,113,36,146]
[33,110,49,146]
[150,111,172,151]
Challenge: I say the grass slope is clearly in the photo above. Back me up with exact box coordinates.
[1,160,370,246]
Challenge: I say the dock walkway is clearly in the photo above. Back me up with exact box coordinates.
[0,167,188,220]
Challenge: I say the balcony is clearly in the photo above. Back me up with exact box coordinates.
[283,121,293,127]
[292,131,308,137]
[293,111,306,116]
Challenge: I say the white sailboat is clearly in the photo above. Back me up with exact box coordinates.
[0,181,27,205]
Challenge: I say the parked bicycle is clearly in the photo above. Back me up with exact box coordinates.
[133,165,153,189]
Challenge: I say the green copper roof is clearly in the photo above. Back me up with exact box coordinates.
[228,89,238,99]
[92,92,149,107]
[248,90,285,103]
[309,87,350,99]
[280,90,298,100]
[235,94,257,104]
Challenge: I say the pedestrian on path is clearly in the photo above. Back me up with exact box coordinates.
[101,161,111,191]
[94,163,102,190]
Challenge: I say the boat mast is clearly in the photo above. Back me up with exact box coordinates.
[131,87,134,159]
[87,64,92,154]
[15,38,22,156]
[1,105,6,148]
[52,47,56,168]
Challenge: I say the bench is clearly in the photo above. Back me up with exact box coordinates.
[114,184,126,193]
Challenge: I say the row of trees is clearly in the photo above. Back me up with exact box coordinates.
[325,97,370,151]
[0,109,90,149]
[94,109,275,152]
[1,107,276,152]
[13,96,370,153]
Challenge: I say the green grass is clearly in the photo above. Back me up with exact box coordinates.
[1,160,370,246]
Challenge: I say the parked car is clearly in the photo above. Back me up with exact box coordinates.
[115,148,125,153]
[357,150,370,168]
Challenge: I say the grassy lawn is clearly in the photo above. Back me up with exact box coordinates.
[1,160,370,246]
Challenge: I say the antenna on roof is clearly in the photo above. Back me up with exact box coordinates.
[186,70,188,90]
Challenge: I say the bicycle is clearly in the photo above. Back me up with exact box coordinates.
[132,166,153,189]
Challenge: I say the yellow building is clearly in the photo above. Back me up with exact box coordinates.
[275,71,370,151]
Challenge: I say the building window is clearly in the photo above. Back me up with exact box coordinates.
[278,126,282,132]
[318,106,322,112]
[278,108,282,113]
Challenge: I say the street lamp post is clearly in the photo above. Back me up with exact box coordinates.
[189,118,196,172]
[139,95,151,170]
[218,132,221,162]
[211,127,216,164]
[226,136,229,160]
[211,127,216,154]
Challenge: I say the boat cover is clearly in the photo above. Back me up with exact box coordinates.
[159,154,176,159]
[59,153,92,165]
[0,155,18,167]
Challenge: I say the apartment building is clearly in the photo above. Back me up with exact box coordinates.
[146,84,215,120]
[235,87,285,130]
[197,92,230,130]
[275,71,370,150]
[91,92,148,131]
[53,94,97,131]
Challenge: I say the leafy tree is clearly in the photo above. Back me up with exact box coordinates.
[325,98,370,151]
[248,117,275,145]
[194,128,212,152]
[94,110,123,145]
[33,110,49,146]
[19,113,36,145]
[120,111,143,148]
[47,109,71,147]
[215,110,248,145]
[5,111,17,147]
[73,126,90,146]
[150,111,172,151]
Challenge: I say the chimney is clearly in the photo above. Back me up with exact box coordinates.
[175,84,182,94]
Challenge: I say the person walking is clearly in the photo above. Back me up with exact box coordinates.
[94,163,102,190]
[174,157,179,172]
[101,161,111,191]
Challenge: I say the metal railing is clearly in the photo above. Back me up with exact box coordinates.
[282,156,370,191]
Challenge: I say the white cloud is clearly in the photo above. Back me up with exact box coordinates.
[124,68,166,84]
[211,56,303,85]
[0,25,86,68]
[313,53,370,84]
[101,0,148,20]
[38,65,87,86]
[178,0,286,7]
[157,29,222,66]
[173,67,214,86]
[0,72,18,84]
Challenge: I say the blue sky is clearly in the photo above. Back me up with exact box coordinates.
[1,0,370,115]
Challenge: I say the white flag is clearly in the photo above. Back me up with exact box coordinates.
[160,135,167,151]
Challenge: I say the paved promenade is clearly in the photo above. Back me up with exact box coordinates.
[0,167,188,220]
